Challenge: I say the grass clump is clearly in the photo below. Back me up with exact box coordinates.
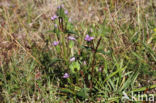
[0,0,156,102]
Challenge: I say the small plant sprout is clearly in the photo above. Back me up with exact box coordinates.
[63,73,69,78]
[85,34,94,41]
[53,41,59,46]
[70,57,75,62]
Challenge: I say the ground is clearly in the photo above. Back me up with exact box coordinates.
[0,0,156,102]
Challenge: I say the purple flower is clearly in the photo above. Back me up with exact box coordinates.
[51,15,58,21]
[68,36,76,40]
[57,5,61,9]
[64,10,68,14]
[70,57,75,62]
[83,61,86,65]
[53,41,59,46]
[57,4,64,9]
[98,67,102,72]
[63,73,69,78]
[85,34,94,41]
[68,18,72,22]
[54,24,57,28]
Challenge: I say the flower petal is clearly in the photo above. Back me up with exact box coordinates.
[53,41,59,46]
[70,57,75,62]
[68,36,76,40]
[63,73,69,78]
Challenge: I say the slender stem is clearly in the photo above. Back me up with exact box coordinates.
[91,37,102,75]
[89,37,102,89]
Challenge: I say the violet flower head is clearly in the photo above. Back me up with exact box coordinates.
[57,5,61,9]
[70,57,75,62]
[64,10,68,14]
[68,18,72,22]
[54,24,57,28]
[53,41,59,46]
[98,67,102,72]
[68,36,76,40]
[57,4,64,9]
[63,73,69,78]
[85,34,94,41]
[51,15,58,21]
[83,61,86,65]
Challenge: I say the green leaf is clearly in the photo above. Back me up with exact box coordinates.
[119,71,139,91]
[76,85,89,99]
[97,49,111,55]
[131,84,156,93]
[60,88,75,95]
[104,66,127,83]
[69,41,74,48]
[69,62,80,73]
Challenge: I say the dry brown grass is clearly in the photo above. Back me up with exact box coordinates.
[0,0,155,68]
[0,0,155,66]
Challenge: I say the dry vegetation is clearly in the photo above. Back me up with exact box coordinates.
[0,0,156,102]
